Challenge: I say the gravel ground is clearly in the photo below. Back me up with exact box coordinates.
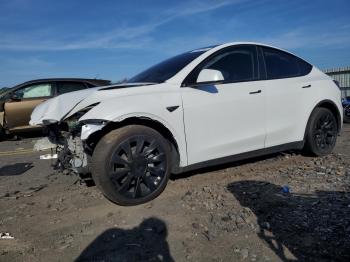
[0,124,349,262]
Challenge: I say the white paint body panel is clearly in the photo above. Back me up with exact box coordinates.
[79,84,188,166]
[30,42,343,169]
[264,67,342,147]
[30,83,154,125]
[80,123,105,140]
[181,81,265,164]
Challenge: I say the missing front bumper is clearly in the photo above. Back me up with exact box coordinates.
[41,121,106,175]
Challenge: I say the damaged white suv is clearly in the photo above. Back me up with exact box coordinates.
[31,42,343,205]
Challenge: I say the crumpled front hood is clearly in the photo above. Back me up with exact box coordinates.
[30,88,98,125]
[30,82,156,125]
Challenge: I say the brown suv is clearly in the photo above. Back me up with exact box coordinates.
[0,78,110,139]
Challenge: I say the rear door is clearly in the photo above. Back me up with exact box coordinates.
[260,46,313,147]
[4,82,53,129]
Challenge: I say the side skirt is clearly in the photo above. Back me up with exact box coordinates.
[174,141,304,174]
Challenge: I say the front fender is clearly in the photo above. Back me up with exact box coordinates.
[79,93,188,167]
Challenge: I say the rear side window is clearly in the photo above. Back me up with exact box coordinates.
[57,82,87,95]
[262,47,312,79]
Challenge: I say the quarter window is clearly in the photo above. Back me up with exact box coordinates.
[14,83,52,99]
[262,47,312,79]
[298,58,313,76]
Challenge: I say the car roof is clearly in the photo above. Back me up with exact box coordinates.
[215,41,301,58]
[167,41,310,84]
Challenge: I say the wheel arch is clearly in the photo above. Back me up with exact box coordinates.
[85,117,182,173]
[314,99,342,132]
[303,99,342,142]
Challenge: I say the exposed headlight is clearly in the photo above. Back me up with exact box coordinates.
[66,103,100,132]
[71,103,100,120]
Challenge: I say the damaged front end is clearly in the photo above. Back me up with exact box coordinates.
[42,103,106,175]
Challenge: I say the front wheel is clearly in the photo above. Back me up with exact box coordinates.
[91,125,171,206]
[304,107,338,156]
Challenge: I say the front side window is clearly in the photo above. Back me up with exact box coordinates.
[57,82,87,95]
[203,47,256,82]
[13,83,52,99]
[262,47,312,79]
[185,45,258,85]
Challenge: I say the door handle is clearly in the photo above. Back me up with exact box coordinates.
[249,90,261,94]
[302,84,311,88]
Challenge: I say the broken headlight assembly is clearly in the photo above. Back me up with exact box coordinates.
[45,103,100,145]
[52,103,101,173]
[65,103,100,135]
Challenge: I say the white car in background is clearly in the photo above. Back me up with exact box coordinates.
[31,42,343,205]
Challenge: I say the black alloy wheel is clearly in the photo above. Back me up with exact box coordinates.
[304,107,338,156]
[91,125,171,205]
[109,136,167,200]
[313,111,337,151]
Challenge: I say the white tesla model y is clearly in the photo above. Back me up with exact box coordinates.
[31,42,343,205]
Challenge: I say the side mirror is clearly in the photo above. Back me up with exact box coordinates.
[10,94,21,101]
[196,69,224,84]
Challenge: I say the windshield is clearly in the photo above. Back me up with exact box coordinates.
[128,46,216,83]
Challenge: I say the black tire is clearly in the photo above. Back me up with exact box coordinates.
[91,125,171,206]
[304,107,338,156]
[345,116,350,124]
[0,125,5,141]
[344,105,350,123]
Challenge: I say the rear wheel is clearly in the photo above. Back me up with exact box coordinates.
[91,125,171,206]
[344,105,350,123]
[304,107,338,156]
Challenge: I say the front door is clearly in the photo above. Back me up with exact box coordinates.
[181,45,266,165]
[4,82,53,129]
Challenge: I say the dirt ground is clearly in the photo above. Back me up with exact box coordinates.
[0,125,349,262]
